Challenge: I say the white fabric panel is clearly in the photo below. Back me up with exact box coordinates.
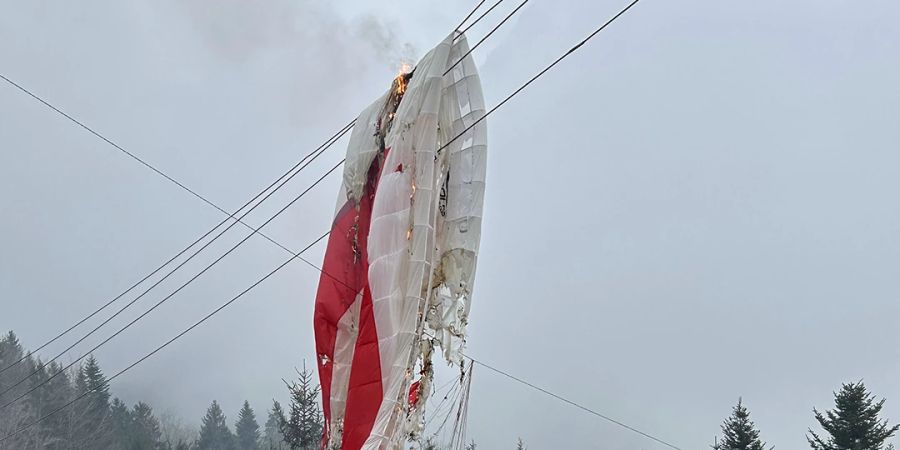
[430,33,488,365]
[327,291,362,448]
[363,35,454,449]
[343,92,390,203]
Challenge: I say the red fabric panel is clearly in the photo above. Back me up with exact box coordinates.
[340,148,395,449]
[313,152,385,446]
[340,284,382,449]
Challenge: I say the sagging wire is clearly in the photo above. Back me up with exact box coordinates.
[0,157,347,411]
[453,0,489,32]
[448,360,475,450]
[426,377,462,428]
[0,118,355,377]
[445,0,530,76]
[0,231,330,444]
[456,0,507,38]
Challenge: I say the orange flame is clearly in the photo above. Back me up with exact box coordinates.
[395,63,412,95]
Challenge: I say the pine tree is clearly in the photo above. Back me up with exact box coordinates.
[22,358,74,449]
[131,401,163,449]
[42,361,76,448]
[2,344,73,449]
[808,381,899,450]
[0,331,30,407]
[72,354,113,449]
[262,400,288,450]
[0,331,24,371]
[281,367,323,450]
[516,438,527,450]
[198,400,235,450]
[109,397,133,448]
[235,400,261,450]
[713,398,770,450]
[0,332,40,450]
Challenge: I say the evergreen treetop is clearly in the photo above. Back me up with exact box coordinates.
[714,398,771,450]
[78,355,111,405]
[0,331,23,361]
[281,366,323,450]
[198,400,235,450]
[131,401,162,449]
[109,397,132,447]
[263,400,288,450]
[235,400,261,450]
[808,381,899,450]
[72,354,113,449]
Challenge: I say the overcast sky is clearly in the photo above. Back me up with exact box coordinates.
[2,0,900,448]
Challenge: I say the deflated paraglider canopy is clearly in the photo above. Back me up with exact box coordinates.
[314,31,486,450]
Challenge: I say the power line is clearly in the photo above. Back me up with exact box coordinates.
[0,158,346,409]
[454,0,489,32]
[0,72,309,259]
[445,0,530,76]
[441,0,642,154]
[0,119,354,377]
[457,0,507,37]
[0,231,330,444]
[469,356,684,450]
[0,73,228,217]
[0,122,352,396]
[0,68,352,366]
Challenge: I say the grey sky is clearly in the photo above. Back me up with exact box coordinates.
[2,0,899,448]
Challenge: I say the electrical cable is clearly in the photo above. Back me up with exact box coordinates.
[0,232,329,443]
[0,158,345,409]
[453,0,489,32]
[468,356,683,450]
[445,0,529,76]
[457,0,506,38]
[0,119,354,376]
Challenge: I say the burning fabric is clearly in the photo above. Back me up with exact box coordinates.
[313,31,486,450]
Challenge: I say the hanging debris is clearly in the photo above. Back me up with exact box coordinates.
[313,31,487,450]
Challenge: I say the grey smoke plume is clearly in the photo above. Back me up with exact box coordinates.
[352,14,418,70]
[165,0,421,129]
[174,0,417,69]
